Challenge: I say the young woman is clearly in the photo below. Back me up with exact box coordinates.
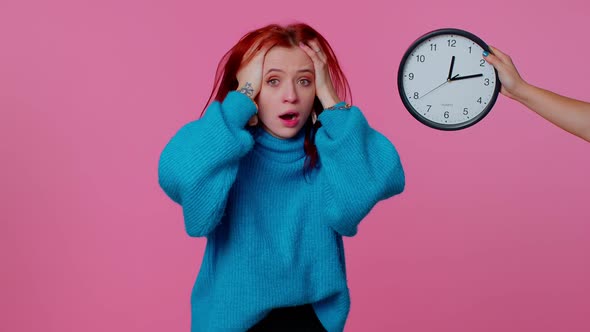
[484,45,590,142]
[158,23,405,331]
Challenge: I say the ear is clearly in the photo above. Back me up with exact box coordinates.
[247,114,258,127]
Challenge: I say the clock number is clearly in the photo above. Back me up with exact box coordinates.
[477,97,482,104]
[447,39,456,47]
[480,59,485,67]
[416,55,426,63]
[444,111,449,119]
[484,78,490,86]
[463,108,469,115]
[409,73,414,80]
[414,92,419,99]
[430,44,437,51]
[468,46,472,54]
[426,105,432,112]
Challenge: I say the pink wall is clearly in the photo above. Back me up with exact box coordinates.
[2,0,589,331]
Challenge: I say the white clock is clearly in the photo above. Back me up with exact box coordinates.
[398,28,501,130]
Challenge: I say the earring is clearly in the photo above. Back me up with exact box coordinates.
[311,111,317,125]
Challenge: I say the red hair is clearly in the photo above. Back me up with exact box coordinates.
[202,23,352,174]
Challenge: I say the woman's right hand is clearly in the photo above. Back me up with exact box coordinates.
[236,44,269,99]
[236,44,268,126]
[483,45,528,101]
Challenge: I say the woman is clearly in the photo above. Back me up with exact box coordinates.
[158,23,405,331]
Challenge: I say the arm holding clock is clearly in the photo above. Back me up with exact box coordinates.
[483,45,590,143]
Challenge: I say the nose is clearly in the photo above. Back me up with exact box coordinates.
[283,81,298,103]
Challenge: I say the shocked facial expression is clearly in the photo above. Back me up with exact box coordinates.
[255,46,316,139]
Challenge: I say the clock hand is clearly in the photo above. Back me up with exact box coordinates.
[420,81,447,100]
[419,74,460,100]
[447,56,456,81]
[421,57,458,100]
[450,73,484,81]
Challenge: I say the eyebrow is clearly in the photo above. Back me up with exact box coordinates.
[264,68,314,75]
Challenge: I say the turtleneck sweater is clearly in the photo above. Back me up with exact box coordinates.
[158,91,405,331]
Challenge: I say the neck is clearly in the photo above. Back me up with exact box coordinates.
[252,126,307,163]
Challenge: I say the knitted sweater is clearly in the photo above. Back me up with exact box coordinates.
[158,91,405,331]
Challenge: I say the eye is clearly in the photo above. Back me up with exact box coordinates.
[267,78,279,86]
[298,78,311,86]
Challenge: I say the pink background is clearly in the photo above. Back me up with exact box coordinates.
[2,0,589,331]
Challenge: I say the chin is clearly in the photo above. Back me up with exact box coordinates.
[264,125,303,139]
[274,129,298,139]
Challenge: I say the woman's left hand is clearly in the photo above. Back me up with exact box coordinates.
[299,40,340,109]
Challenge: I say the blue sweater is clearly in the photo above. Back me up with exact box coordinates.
[158,91,405,331]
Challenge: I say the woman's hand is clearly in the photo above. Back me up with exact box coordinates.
[299,40,340,109]
[485,45,590,142]
[483,45,529,101]
[236,44,268,126]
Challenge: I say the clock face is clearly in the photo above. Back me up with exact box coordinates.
[398,28,500,130]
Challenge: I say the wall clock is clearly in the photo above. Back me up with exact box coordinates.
[398,28,501,130]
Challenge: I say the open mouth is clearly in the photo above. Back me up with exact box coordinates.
[279,112,299,120]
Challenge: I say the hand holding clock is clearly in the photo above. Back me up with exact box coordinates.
[484,45,590,142]
[399,28,589,140]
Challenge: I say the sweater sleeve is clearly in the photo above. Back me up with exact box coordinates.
[315,103,405,237]
[158,91,257,237]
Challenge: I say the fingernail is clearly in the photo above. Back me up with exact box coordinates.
[483,51,489,57]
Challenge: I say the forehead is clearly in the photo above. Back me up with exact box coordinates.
[263,46,313,72]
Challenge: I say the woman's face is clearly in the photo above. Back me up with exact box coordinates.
[255,46,316,139]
